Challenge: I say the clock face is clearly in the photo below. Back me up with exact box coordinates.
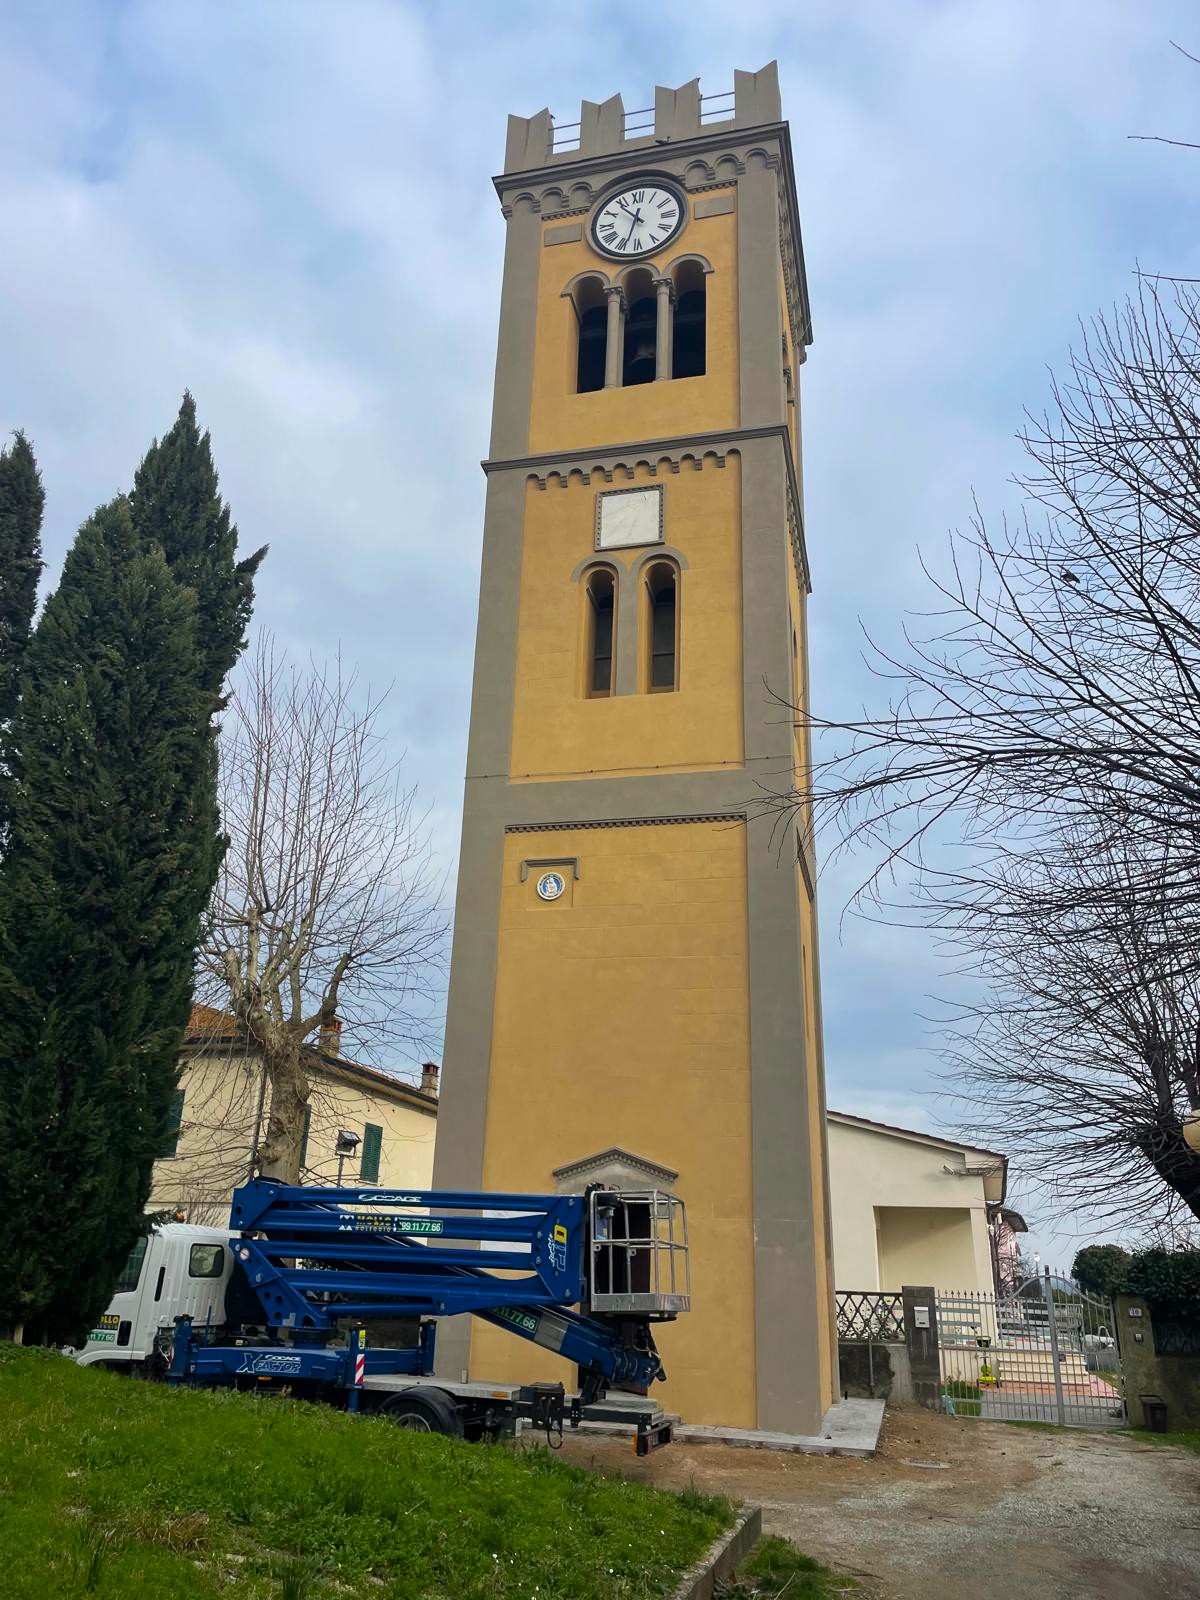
[591,183,685,259]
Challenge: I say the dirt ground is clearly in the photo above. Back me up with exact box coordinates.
[556,1410,1200,1599]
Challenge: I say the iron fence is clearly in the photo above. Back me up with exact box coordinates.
[837,1290,905,1342]
[937,1272,1124,1427]
[1152,1315,1200,1358]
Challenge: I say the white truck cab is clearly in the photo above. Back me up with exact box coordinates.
[72,1224,234,1372]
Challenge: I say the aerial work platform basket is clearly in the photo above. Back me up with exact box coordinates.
[587,1189,690,1316]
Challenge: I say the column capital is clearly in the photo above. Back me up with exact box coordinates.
[603,283,627,307]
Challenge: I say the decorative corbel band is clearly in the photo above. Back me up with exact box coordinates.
[525,448,730,492]
[505,812,747,834]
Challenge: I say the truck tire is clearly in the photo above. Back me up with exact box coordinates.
[379,1387,465,1437]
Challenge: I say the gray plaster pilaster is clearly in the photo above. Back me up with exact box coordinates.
[736,158,786,429]
[462,471,525,781]
[488,200,542,460]
[429,781,508,1384]
[738,433,824,1434]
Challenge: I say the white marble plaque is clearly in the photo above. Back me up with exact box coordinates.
[596,486,663,551]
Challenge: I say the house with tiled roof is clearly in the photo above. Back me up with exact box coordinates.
[151,1005,438,1224]
[826,1110,1015,1296]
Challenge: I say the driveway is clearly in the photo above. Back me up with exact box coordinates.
[557,1409,1200,1598]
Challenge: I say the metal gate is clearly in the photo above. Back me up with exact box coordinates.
[937,1270,1124,1427]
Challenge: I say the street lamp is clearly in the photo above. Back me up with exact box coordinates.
[335,1129,360,1187]
[1183,1111,1200,1155]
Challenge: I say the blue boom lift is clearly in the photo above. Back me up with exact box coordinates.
[166,1180,690,1451]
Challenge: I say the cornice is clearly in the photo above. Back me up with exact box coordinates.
[484,421,777,476]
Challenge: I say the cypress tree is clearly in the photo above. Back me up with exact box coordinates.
[0,433,44,839]
[0,499,209,1340]
[130,392,264,697]
[0,396,264,1340]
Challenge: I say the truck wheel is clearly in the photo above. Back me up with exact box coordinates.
[380,1387,464,1437]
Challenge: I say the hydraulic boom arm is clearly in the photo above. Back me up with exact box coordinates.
[169,1181,681,1398]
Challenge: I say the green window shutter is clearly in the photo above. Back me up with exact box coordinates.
[299,1105,312,1172]
[160,1088,185,1158]
[360,1122,383,1184]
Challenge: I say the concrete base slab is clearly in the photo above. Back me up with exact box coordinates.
[674,1397,884,1458]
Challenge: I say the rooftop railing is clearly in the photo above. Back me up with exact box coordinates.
[547,85,735,156]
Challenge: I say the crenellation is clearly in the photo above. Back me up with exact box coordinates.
[579,93,625,157]
[733,63,782,127]
[501,63,783,173]
[504,108,552,174]
[655,78,702,142]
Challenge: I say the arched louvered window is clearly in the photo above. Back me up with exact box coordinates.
[574,276,608,394]
[644,561,679,692]
[585,567,616,697]
[672,259,706,379]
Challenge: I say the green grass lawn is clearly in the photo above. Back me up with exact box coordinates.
[725,1536,858,1597]
[0,1345,733,1599]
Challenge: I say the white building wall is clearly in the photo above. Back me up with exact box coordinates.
[827,1116,997,1295]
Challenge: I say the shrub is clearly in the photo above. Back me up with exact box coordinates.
[1121,1249,1200,1317]
[1072,1244,1132,1298]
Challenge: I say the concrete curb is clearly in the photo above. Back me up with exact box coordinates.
[669,1504,763,1600]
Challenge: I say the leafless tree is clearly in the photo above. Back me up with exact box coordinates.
[200,634,445,1182]
[789,282,1200,1226]
[943,833,1200,1229]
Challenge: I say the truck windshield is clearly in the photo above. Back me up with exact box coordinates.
[114,1235,148,1295]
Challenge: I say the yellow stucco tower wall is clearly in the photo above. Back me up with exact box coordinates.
[434,63,837,1433]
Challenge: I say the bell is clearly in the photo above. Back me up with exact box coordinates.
[625,331,657,384]
[629,332,656,367]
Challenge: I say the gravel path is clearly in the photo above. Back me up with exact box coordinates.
[556,1409,1200,1598]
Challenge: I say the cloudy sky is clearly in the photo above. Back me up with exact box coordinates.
[3,1,1199,1251]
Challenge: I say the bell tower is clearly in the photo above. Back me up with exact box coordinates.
[433,62,836,1432]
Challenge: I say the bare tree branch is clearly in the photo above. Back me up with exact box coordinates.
[199,633,446,1181]
[773,283,1200,1230]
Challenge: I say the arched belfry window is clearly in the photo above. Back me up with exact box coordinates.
[644,560,679,692]
[672,259,706,379]
[621,268,657,388]
[574,276,608,394]
[585,567,616,697]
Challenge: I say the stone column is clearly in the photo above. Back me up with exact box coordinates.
[653,275,674,381]
[603,285,625,389]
